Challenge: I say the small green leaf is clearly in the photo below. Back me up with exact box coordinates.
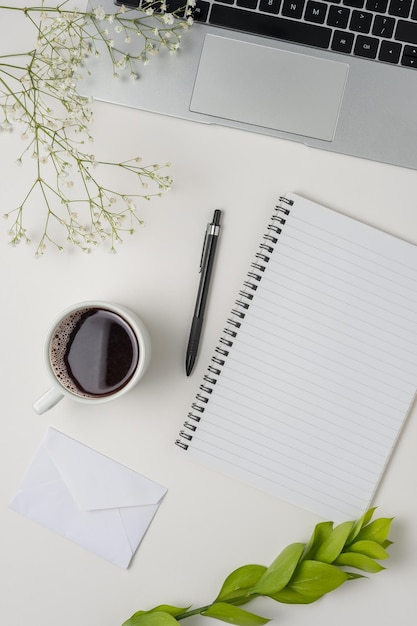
[153,605,191,616]
[348,540,390,560]
[303,521,334,560]
[269,560,349,604]
[203,602,270,625]
[346,507,377,544]
[215,564,267,604]
[253,543,305,595]
[334,552,385,573]
[314,521,354,563]
[270,570,362,602]
[346,572,366,580]
[290,560,349,598]
[122,610,179,626]
[354,517,393,545]
[269,588,315,604]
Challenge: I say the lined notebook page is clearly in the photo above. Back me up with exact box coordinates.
[177,194,417,521]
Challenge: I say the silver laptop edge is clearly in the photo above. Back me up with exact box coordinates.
[84,0,417,170]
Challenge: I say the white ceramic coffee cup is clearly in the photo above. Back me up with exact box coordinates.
[33,301,151,415]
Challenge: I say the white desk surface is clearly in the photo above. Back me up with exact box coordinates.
[1,10,417,626]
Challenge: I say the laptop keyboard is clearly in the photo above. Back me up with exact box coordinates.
[192,0,417,68]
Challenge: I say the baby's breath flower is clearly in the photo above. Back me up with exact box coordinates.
[93,6,106,21]
[0,0,193,253]
[162,12,175,25]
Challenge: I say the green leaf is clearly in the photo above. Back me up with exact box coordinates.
[154,605,191,616]
[252,543,305,595]
[269,586,317,604]
[215,564,267,604]
[203,602,270,625]
[346,572,366,580]
[122,610,179,626]
[314,521,354,563]
[346,507,377,544]
[334,552,385,573]
[269,560,349,604]
[354,517,394,545]
[348,540,390,560]
[303,521,334,560]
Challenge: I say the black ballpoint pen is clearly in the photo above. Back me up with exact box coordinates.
[185,209,221,376]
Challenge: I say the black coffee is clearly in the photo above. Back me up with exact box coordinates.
[50,307,139,398]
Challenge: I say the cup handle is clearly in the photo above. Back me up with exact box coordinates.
[33,387,64,415]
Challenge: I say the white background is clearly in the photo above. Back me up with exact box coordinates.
[1,4,417,626]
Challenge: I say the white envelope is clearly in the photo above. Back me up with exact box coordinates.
[9,428,167,568]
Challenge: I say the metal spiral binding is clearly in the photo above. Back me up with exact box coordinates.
[175,196,293,450]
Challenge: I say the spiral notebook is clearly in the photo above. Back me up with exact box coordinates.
[176,193,417,521]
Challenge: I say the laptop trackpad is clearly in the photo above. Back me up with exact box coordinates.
[190,35,349,142]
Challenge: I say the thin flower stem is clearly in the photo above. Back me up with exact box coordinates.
[0,0,194,254]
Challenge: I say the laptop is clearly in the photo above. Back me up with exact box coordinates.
[84,0,417,170]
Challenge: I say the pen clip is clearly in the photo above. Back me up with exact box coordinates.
[199,224,210,272]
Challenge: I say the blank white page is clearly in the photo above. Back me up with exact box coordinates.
[177,194,417,521]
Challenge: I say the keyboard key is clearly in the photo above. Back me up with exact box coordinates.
[331,29,355,51]
[237,0,258,8]
[365,0,388,11]
[354,34,379,56]
[388,0,412,15]
[305,0,328,22]
[372,15,395,37]
[165,0,189,11]
[395,19,417,43]
[193,0,210,20]
[350,9,373,32]
[401,48,417,65]
[209,4,333,47]
[401,43,417,65]
[141,0,163,11]
[343,0,364,7]
[259,0,282,13]
[115,0,140,5]
[327,5,350,27]
[378,39,402,61]
[282,0,306,18]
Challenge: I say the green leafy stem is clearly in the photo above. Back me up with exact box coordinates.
[123,507,393,625]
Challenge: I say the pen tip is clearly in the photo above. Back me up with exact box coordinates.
[213,209,221,226]
[186,355,195,376]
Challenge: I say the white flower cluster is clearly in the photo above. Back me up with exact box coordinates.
[0,1,193,255]
[89,1,195,68]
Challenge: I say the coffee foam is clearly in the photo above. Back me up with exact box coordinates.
[49,307,92,397]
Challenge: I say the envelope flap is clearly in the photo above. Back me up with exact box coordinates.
[45,429,167,511]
